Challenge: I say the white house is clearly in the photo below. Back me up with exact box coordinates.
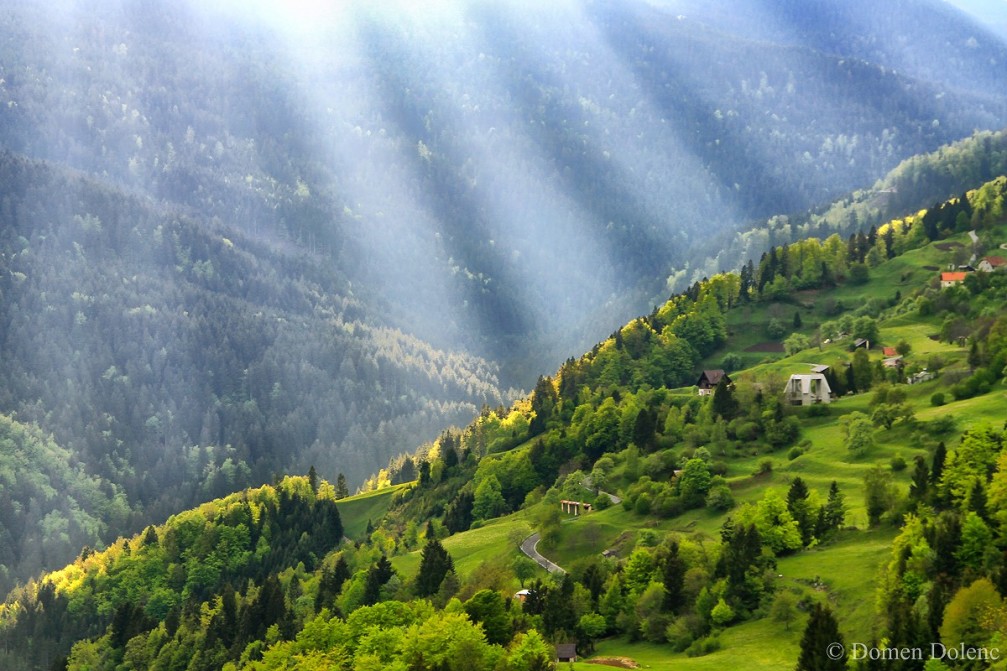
[785,373,833,406]
[978,256,1007,272]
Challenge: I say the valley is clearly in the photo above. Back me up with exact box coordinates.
[3,175,1005,670]
[3,1,1007,668]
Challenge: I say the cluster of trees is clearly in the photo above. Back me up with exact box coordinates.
[870,426,1007,670]
[0,477,344,670]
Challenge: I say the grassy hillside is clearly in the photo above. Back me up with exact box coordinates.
[3,178,1007,670]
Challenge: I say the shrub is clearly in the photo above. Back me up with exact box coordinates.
[685,634,722,657]
[721,352,743,372]
[787,447,804,461]
[890,455,907,472]
[665,618,695,652]
[805,403,830,417]
[705,485,735,512]
[756,458,774,475]
[766,318,788,339]
[931,392,946,407]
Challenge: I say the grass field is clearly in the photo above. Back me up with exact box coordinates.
[391,513,535,581]
[569,618,802,670]
[335,485,403,540]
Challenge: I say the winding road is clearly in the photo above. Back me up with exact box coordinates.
[519,532,566,575]
[520,483,623,574]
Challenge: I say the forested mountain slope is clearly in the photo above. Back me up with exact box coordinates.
[2,0,1006,375]
[6,173,1007,671]
[0,152,510,593]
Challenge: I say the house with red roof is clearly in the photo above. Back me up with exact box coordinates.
[978,256,1007,272]
[940,271,967,288]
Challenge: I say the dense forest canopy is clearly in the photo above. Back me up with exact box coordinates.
[2,0,1006,375]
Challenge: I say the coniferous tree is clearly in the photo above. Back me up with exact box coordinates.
[796,603,847,671]
[824,481,846,533]
[542,574,577,636]
[968,479,988,520]
[442,432,459,470]
[308,466,318,494]
[335,473,349,499]
[787,477,814,546]
[718,523,763,612]
[315,556,350,613]
[415,536,454,597]
[362,555,394,606]
[908,456,929,503]
[632,408,657,452]
[522,579,547,616]
[443,490,475,534]
[845,363,858,394]
[711,376,739,420]
[662,541,686,612]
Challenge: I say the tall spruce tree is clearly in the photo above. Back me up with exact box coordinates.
[796,603,847,671]
[314,556,350,613]
[362,555,394,606]
[711,376,739,420]
[334,473,349,499]
[909,455,929,502]
[787,477,814,546]
[824,481,846,533]
[662,541,686,612]
[415,536,454,597]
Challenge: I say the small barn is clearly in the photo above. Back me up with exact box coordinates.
[785,373,833,405]
[696,369,730,396]
[556,643,578,663]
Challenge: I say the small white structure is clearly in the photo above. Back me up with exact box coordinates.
[978,256,1007,272]
[560,499,592,515]
[785,373,832,406]
[908,369,937,385]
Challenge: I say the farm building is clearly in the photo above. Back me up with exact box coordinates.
[696,369,730,396]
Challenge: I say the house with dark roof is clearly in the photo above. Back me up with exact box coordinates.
[696,369,730,396]
[556,644,578,663]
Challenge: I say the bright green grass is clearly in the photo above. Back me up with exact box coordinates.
[570,617,802,670]
[391,513,535,581]
[915,387,1007,428]
[335,486,403,540]
[776,528,895,642]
